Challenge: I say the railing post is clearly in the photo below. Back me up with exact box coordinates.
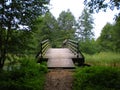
[66,39,85,66]
[40,42,43,58]
[77,42,79,58]
[36,39,50,63]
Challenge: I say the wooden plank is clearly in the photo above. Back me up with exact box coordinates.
[45,48,75,68]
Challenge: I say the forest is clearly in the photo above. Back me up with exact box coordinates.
[0,0,120,90]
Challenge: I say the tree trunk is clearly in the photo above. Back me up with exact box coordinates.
[0,55,6,69]
[0,30,6,69]
[0,0,6,70]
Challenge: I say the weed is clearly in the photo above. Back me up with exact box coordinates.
[0,56,47,90]
[73,66,120,90]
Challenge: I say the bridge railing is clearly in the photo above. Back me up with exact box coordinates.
[40,39,50,58]
[67,39,79,57]
[36,39,50,62]
[67,39,85,65]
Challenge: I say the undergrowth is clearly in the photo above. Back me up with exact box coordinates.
[0,56,47,90]
[74,66,120,90]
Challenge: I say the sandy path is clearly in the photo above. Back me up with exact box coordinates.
[44,69,74,90]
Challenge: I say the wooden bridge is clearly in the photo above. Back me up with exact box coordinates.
[36,39,85,69]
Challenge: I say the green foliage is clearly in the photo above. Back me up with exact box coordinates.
[33,12,60,48]
[97,23,113,51]
[57,9,76,32]
[74,66,120,90]
[33,10,76,48]
[0,56,47,90]
[84,52,120,67]
[84,0,120,13]
[111,17,120,52]
[97,17,120,52]
[8,30,35,54]
[0,0,49,28]
[76,7,94,40]
[80,39,100,54]
[55,10,76,47]
[76,7,96,54]
[0,0,50,69]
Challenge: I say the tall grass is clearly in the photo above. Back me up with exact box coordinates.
[74,52,120,90]
[84,52,120,67]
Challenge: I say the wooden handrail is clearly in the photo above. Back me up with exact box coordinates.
[40,39,50,58]
[36,39,50,59]
[67,39,84,59]
[67,39,85,66]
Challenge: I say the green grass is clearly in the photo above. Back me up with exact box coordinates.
[0,56,48,90]
[73,52,120,90]
[73,66,120,90]
[84,52,120,67]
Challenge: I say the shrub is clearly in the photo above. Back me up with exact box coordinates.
[74,66,120,90]
[0,56,47,90]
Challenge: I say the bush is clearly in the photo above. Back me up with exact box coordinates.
[80,39,100,55]
[74,66,120,90]
[0,56,47,90]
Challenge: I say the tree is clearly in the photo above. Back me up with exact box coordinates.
[97,17,120,52]
[76,7,96,54]
[84,0,120,13]
[97,23,113,51]
[33,12,59,48]
[57,10,76,40]
[112,16,120,52]
[33,10,77,48]
[76,7,94,41]
[0,0,49,69]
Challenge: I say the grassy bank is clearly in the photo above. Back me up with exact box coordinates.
[74,66,120,90]
[84,52,120,67]
[0,56,47,90]
[73,52,120,90]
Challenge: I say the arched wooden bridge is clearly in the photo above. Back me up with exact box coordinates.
[36,39,85,69]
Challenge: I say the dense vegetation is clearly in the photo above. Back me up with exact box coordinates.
[0,0,120,69]
[74,66,120,90]
[0,0,120,89]
[73,0,120,89]
[97,19,120,52]
[0,56,47,90]
[0,0,49,69]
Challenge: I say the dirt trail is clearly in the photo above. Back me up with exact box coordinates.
[44,69,74,90]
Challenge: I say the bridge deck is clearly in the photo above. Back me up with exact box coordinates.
[45,48,75,68]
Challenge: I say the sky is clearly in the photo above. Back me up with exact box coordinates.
[49,0,119,39]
